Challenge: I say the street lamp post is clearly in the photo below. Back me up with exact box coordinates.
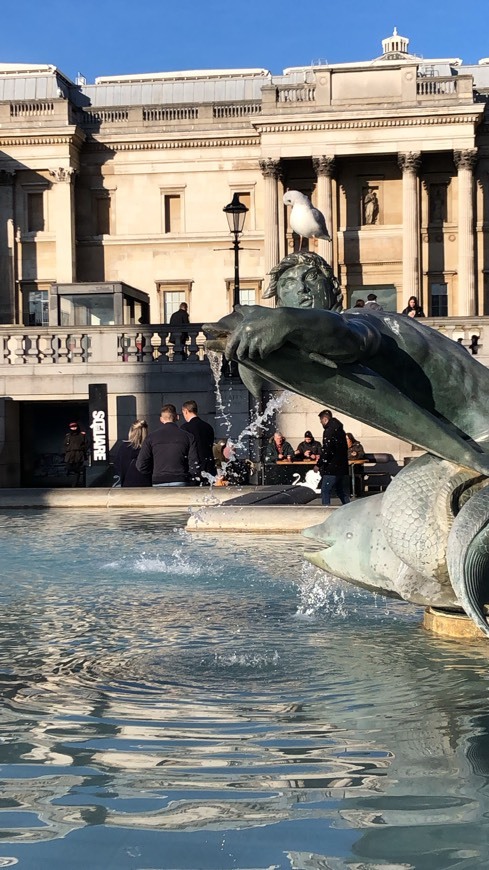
[222,193,262,482]
[223,193,248,309]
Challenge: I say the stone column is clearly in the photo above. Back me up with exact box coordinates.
[259,159,282,284]
[0,169,16,323]
[312,156,335,264]
[454,149,477,316]
[398,152,421,300]
[49,167,76,283]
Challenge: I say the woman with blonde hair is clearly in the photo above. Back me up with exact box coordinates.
[114,420,151,487]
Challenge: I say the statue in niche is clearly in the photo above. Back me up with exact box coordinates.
[429,184,446,224]
[205,250,489,639]
[363,188,379,225]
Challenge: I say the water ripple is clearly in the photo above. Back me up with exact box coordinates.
[0,511,488,869]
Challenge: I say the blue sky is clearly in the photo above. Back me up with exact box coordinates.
[1,0,486,83]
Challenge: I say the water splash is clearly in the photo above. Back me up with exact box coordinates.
[212,650,280,669]
[296,562,347,618]
[205,350,293,489]
[103,550,202,577]
[207,350,232,440]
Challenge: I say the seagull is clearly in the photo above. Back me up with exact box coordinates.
[283,190,331,250]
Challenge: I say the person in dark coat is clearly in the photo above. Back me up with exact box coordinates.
[294,430,322,461]
[63,421,89,487]
[402,296,425,318]
[346,432,365,461]
[136,404,199,486]
[114,420,152,487]
[180,400,216,482]
[169,302,190,359]
[317,409,350,506]
[264,432,295,463]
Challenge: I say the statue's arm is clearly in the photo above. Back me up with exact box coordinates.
[225,306,381,364]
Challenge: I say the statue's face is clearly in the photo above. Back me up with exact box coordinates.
[276,265,331,309]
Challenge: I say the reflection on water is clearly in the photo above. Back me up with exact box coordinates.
[0,510,488,868]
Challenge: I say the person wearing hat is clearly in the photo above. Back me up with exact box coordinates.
[294,430,321,462]
[316,409,350,506]
[63,421,89,487]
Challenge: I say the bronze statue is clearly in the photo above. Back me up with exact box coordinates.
[205,253,489,637]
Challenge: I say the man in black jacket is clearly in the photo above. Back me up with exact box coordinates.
[136,404,199,486]
[169,302,190,360]
[317,409,350,506]
[180,400,216,481]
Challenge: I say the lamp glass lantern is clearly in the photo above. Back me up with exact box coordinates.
[223,194,248,308]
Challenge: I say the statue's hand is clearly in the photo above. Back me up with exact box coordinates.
[225,307,293,361]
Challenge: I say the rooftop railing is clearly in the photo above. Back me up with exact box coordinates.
[1,73,478,129]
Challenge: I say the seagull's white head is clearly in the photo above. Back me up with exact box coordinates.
[283,190,309,207]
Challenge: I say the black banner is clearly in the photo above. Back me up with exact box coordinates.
[88,383,109,464]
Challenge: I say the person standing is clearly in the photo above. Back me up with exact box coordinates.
[114,420,151,487]
[169,302,190,360]
[136,404,198,487]
[317,409,350,506]
[63,421,89,487]
[180,400,216,481]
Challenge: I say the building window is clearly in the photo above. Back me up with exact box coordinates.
[157,282,192,322]
[226,279,261,311]
[22,284,51,326]
[95,194,111,236]
[238,286,256,306]
[161,189,185,234]
[163,290,185,321]
[28,289,49,325]
[430,282,448,317]
[27,192,45,232]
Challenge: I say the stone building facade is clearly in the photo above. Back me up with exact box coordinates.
[0,30,488,484]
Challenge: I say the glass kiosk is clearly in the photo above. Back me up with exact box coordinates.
[49,282,150,326]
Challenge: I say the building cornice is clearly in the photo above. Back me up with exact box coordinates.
[0,128,86,148]
[84,133,261,152]
[254,112,483,134]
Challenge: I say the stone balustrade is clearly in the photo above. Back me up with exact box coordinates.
[276,84,316,104]
[0,324,207,366]
[424,317,485,359]
[0,319,484,366]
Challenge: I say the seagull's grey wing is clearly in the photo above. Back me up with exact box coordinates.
[310,206,330,239]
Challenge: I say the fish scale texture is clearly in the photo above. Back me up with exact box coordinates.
[381,454,477,581]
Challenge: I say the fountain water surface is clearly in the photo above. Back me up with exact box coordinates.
[1,508,489,869]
